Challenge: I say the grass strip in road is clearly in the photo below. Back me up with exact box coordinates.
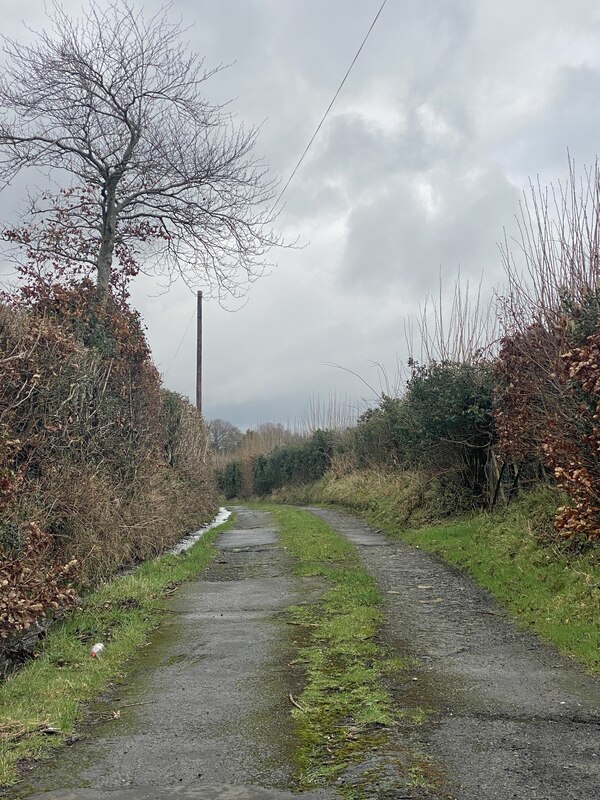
[262,504,398,793]
[0,515,233,789]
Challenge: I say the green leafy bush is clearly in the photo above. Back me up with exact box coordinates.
[348,361,495,505]
[219,461,245,499]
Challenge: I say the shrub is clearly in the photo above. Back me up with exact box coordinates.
[495,290,600,545]
[219,461,245,499]
[215,429,338,498]
[349,361,495,506]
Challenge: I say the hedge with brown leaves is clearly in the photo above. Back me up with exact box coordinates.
[1,523,77,638]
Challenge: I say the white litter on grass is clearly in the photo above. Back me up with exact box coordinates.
[168,507,231,555]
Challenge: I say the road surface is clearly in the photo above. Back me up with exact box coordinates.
[17,505,600,799]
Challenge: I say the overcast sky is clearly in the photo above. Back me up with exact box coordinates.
[3,0,600,429]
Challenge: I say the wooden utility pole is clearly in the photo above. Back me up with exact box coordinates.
[196,290,202,416]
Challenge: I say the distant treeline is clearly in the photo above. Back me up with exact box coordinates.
[217,360,496,516]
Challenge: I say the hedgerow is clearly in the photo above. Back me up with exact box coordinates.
[0,284,217,643]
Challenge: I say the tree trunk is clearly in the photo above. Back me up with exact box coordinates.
[489,456,507,510]
[95,183,118,314]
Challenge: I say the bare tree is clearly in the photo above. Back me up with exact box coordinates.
[207,418,242,454]
[0,1,280,311]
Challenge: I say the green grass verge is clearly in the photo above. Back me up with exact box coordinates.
[260,504,398,794]
[0,514,234,787]
[271,468,441,530]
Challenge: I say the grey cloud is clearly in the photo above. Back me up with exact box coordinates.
[4,0,600,429]
[279,100,470,227]
[502,65,600,178]
[340,165,518,299]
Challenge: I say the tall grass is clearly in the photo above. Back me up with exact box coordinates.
[272,466,451,528]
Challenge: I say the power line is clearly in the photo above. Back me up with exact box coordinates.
[272,0,388,212]
[163,3,387,378]
[162,305,196,377]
